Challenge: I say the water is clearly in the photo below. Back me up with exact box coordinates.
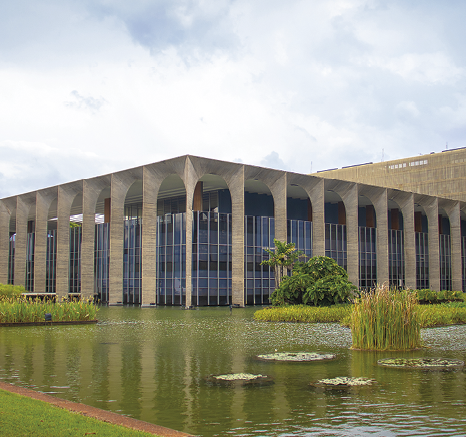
[1,306,466,436]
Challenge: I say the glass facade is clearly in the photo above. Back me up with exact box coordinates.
[95,223,110,302]
[192,211,232,305]
[325,223,347,270]
[287,219,312,259]
[8,233,15,285]
[123,218,142,304]
[245,215,275,305]
[359,227,377,289]
[415,232,429,289]
[389,229,404,287]
[45,229,57,293]
[69,226,82,293]
[157,212,186,305]
[439,233,452,291]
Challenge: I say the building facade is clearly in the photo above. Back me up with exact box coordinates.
[1,155,465,306]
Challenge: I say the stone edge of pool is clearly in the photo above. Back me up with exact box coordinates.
[0,381,194,437]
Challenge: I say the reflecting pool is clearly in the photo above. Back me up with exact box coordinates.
[1,306,466,436]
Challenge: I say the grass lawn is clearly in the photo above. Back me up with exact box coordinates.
[0,389,161,437]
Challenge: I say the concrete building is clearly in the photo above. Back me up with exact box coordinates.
[316,147,466,202]
[1,155,465,306]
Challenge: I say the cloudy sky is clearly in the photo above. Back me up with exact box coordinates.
[1,0,466,197]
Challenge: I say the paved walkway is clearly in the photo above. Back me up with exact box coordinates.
[0,381,193,436]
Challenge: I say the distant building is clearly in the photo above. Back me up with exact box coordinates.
[0,154,465,306]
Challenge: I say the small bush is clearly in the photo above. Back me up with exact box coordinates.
[351,285,421,351]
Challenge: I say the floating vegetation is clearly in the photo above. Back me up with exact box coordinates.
[377,358,464,370]
[312,376,376,389]
[205,373,273,387]
[256,352,336,362]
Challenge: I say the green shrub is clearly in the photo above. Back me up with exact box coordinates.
[270,256,357,306]
[351,285,421,351]
[415,289,464,304]
[0,283,26,300]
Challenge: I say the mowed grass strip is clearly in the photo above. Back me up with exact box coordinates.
[0,389,161,437]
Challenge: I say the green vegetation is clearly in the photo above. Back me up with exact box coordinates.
[0,389,160,437]
[254,304,352,323]
[0,297,98,323]
[261,239,304,289]
[416,289,464,304]
[0,283,25,300]
[351,285,421,351]
[270,256,357,306]
[418,302,466,327]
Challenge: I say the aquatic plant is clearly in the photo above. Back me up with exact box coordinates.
[312,376,375,387]
[377,358,464,370]
[351,284,421,351]
[205,373,273,386]
[0,297,99,323]
[253,304,352,323]
[0,284,25,301]
[256,352,336,362]
[418,303,466,327]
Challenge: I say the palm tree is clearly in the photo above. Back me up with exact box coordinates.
[261,239,304,289]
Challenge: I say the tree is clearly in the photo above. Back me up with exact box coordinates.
[261,239,304,289]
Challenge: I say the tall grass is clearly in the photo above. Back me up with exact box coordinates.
[351,285,421,350]
[0,297,98,323]
[254,304,352,323]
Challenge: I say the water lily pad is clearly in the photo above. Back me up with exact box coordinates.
[256,352,336,362]
[377,358,464,370]
[312,376,376,389]
[205,373,274,386]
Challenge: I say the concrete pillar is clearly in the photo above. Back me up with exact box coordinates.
[228,166,245,306]
[445,202,462,291]
[0,201,10,284]
[423,197,440,291]
[34,190,56,294]
[367,189,389,286]
[15,196,33,287]
[56,186,80,299]
[341,184,359,287]
[141,167,158,306]
[271,173,287,243]
[309,179,325,257]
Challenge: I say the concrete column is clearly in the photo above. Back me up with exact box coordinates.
[229,166,245,306]
[309,179,325,257]
[0,201,10,284]
[372,189,389,285]
[56,186,80,299]
[399,194,416,289]
[109,174,129,304]
[15,196,33,287]
[341,184,359,287]
[423,197,440,291]
[271,173,287,243]
[34,191,56,293]
[141,167,158,306]
[445,202,462,291]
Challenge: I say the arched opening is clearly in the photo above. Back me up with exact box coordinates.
[69,193,83,295]
[358,195,376,289]
[287,184,312,259]
[157,175,186,306]
[461,210,466,292]
[95,186,111,303]
[388,198,405,288]
[8,211,16,285]
[324,190,346,270]
[25,202,36,291]
[192,174,232,306]
[414,203,429,289]
[439,208,451,291]
[124,180,143,304]
[244,179,274,305]
[46,198,58,293]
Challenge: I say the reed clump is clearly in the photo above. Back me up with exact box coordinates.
[0,296,98,323]
[351,284,421,351]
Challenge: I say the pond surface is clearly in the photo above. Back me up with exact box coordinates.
[1,306,466,436]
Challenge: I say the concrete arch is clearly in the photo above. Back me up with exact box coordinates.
[439,199,460,290]
[0,200,11,284]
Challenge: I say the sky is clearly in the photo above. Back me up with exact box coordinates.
[1,0,466,198]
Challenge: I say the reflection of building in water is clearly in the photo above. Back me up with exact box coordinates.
[1,154,466,306]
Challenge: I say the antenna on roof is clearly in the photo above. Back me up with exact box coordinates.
[446,142,448,150]
[381,148,384,162]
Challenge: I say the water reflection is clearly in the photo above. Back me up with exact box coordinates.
[1,307,466,436]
